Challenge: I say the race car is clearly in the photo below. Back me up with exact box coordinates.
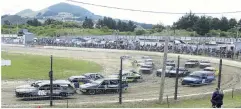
[166,60,176,67]
[185,59,199,68]
[181,71,215,86]
[107,70,142,82]
[79,78,128,95]
[203,67,219,76]
[199,60,211,68]
[167,67,190,77]
[15,80,75,98]
[156,66,174,77]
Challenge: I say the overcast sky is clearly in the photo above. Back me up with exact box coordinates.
[1,0,241,25]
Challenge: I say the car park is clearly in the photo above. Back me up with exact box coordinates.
[185,59,199,68]
[167,67,190,77]
[15,80,75,98]
[156,66,174,77]
[79,78,128,95]
[199,60,211,68]
[83,73,104,80]
[166,60,176,67]
[181,71,215,86]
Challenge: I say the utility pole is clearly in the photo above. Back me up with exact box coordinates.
[119,56,123,104]
[217,59,222,89]
[49,55,53,106]
[159,36,169,103]
[174,55,180,100]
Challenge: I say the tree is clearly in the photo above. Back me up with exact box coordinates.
[82,17,94,29]
[175,12,199,31]
[27,18,42,26]
[193,16,211,35]
[127,21,136,32]
[210,18,220,30]
[228,18,237,29]
[3,20,11,25]
[152,23,165,32]
[219,17,229,31]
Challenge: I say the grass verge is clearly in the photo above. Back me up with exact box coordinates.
[1,52,102,80]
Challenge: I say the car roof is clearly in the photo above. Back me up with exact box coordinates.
[37,80,71,86]
[84,73,99,75]
[191,71,214,75]
[204,67,216,70]
[200,60,210,62]
[69,76,86,79]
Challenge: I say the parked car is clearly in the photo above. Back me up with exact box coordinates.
[167,67,190,77]
[156,66,174,77]
[166,60,175,67]
[15,80,75,98]
[134,60,145,66]
[185,59,199,68]
[181,71,215,86]
[83,73,104,80]
[79,78,128,95]
[199,60,211,68]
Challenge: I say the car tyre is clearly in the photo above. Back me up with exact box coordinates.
[60,92,68,97]
[88,89,96,95]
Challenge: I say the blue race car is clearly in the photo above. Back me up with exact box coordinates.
[181,71,215,86]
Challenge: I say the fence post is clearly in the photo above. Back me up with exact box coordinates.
[166,95,170,108]
[232,88,234,99]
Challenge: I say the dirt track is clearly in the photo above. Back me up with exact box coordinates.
[1,45,241,108]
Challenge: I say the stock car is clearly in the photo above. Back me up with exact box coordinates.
[68,76,94,85]
[204,67,219,76]
[139,64,153,74]
[79,78,128,95]
[15,80,75,98]
[199,60,211,68]
[166,60,176,67]
[181,71,215,86]
[156,66,174,77]
[83,73,104,80]
[167,67,190,77]
[185,59,199,68]
[108,70,142,82]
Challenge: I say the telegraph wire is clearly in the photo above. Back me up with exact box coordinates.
[67,0,241,15]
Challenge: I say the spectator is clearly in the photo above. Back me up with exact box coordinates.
[211,88,219,108]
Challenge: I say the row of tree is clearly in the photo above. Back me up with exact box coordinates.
[173,12,241,35]
[96,17,136,32]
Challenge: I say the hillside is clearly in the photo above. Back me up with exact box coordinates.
[13,2,152,29]
[1,15,30,25]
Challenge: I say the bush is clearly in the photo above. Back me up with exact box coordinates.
[135,29,146,35]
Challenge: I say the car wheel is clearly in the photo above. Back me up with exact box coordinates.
[88,89,96,95]
[181,82,185,85]
[96,89,103,94]
[60,92,68,97]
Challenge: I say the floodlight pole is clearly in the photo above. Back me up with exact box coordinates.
[217,59,222,89]
[159,36,169,103]
[119,56,123,104]
[49,55,53,106]
[174,55,180,100]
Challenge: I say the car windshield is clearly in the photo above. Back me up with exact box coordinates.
[92,79,103,84]
[166,66,173,70]
[201,61,210,63]
[187,60,197,62]
[189,75,201,79]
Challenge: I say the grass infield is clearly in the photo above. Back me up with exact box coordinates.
[1,52,102,80]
